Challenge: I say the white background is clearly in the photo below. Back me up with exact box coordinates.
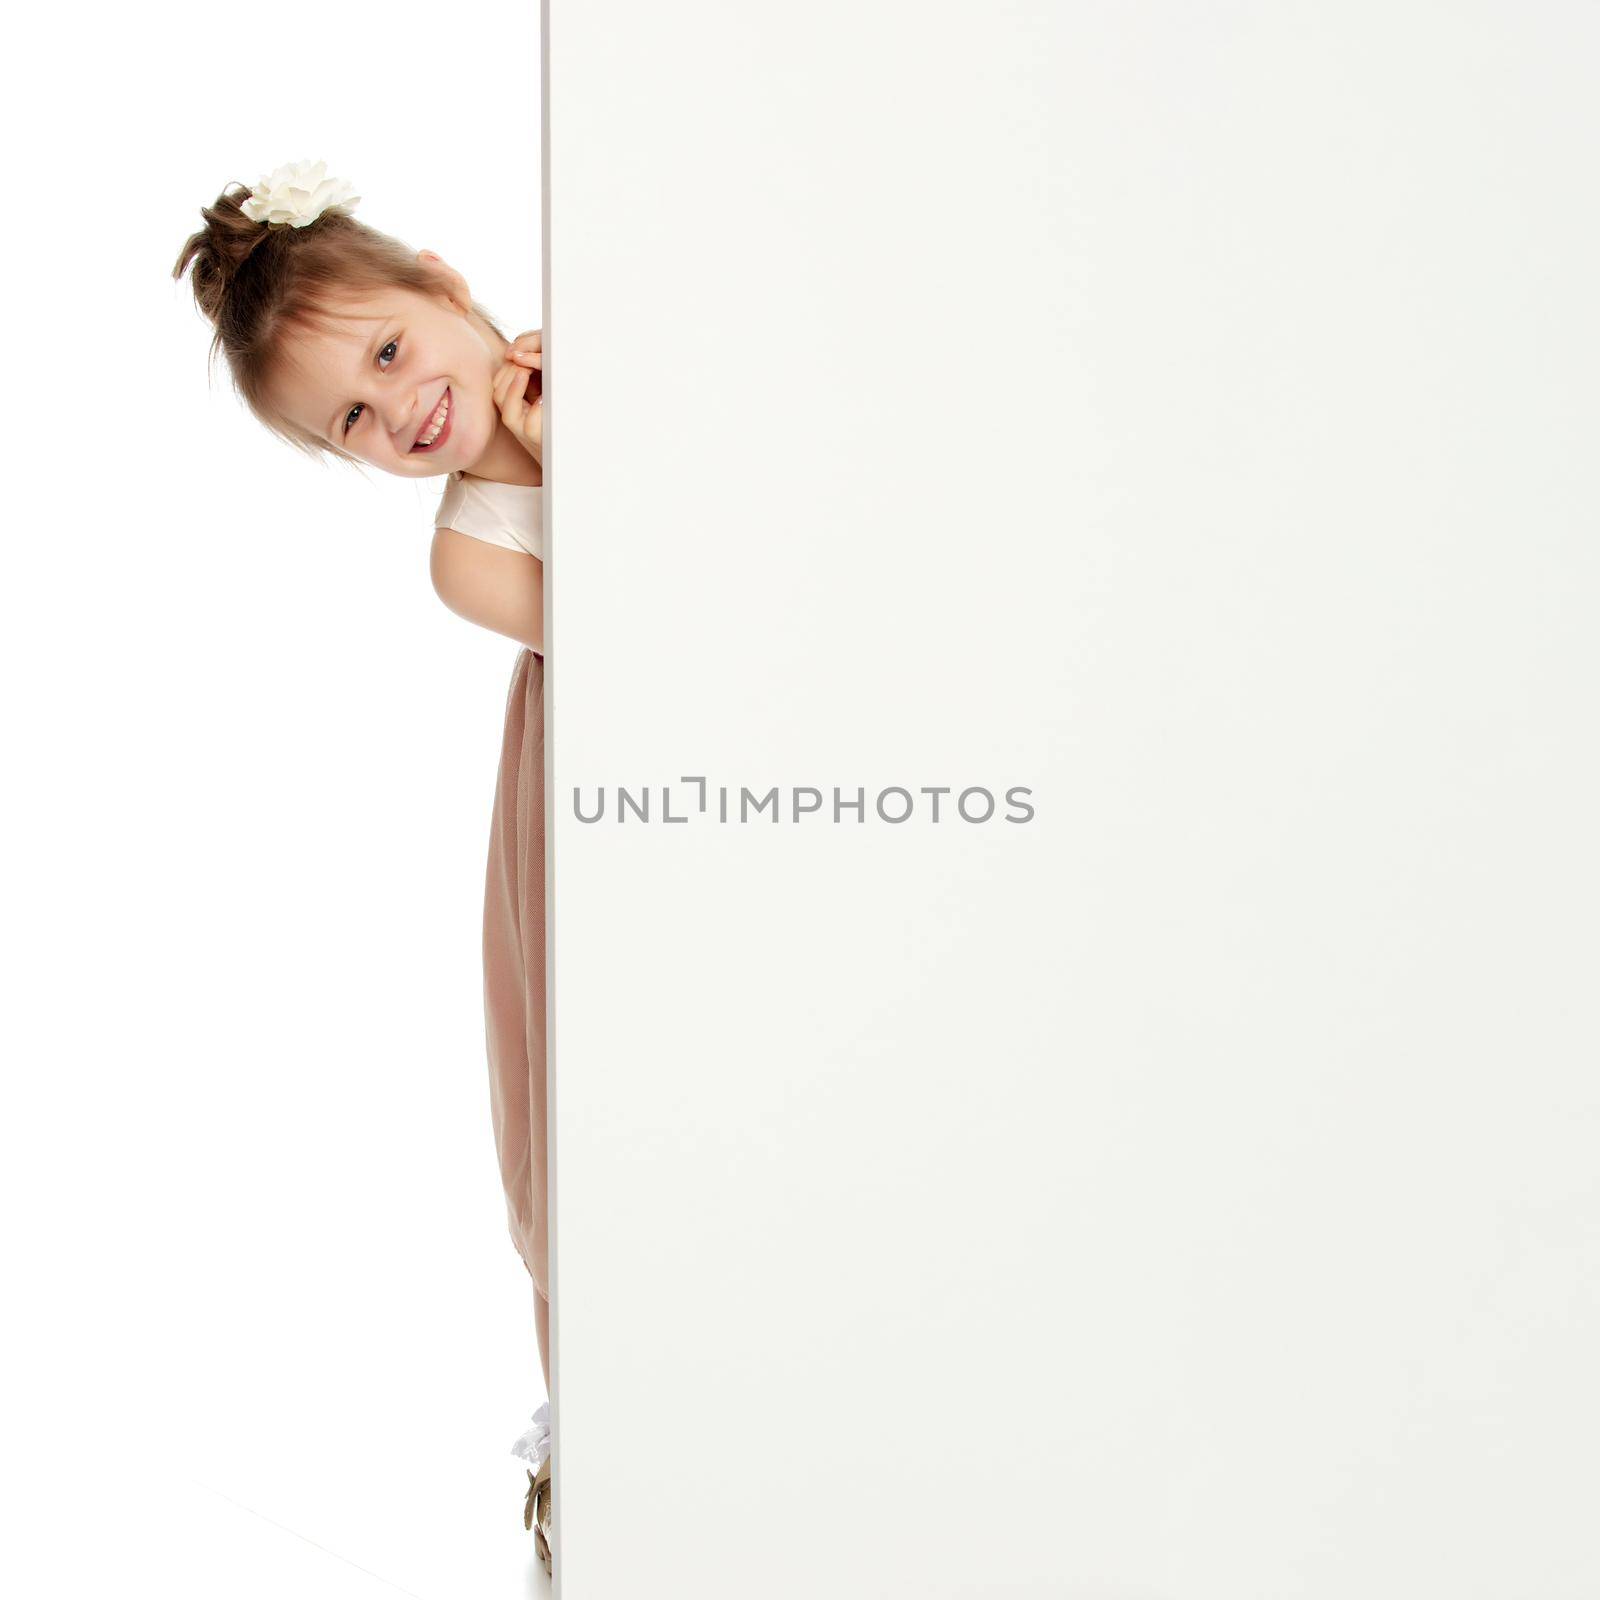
[6,3,1600,1599]
[3,2,551,1596]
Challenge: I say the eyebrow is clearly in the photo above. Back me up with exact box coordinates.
[324,324,394,440]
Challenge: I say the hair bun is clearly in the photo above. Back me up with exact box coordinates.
[171,184,275,326]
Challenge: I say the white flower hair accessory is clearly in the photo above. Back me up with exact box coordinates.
[239,159,360,229]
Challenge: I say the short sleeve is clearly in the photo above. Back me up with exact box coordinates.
[434,472,543,558]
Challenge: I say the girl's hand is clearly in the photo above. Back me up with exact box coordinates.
[493,329,543,460]
[506,328,542,372]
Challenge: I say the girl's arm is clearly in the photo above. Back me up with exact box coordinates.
[430,528,544,653]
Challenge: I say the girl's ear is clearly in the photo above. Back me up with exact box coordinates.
[418,249,472,314]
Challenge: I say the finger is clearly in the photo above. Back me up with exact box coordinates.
[509,348,543,370]
[504,368,540,432]
[497,365,529,431]
[494,357,529,398]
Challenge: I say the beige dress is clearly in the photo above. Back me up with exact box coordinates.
[435,470,549,1299]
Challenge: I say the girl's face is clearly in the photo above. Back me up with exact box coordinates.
[269,260,505,478]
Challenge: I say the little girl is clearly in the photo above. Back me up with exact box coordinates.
[173,160,558,1578]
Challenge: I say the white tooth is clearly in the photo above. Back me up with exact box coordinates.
[418,396,448,443]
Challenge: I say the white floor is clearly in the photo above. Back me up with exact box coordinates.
[9,1065,569,1598]
[27,1443,554,1598]
[150,1476,548,1598]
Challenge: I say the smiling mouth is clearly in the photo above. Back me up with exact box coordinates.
[411,387,452,452]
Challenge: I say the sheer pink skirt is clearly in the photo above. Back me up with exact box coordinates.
[482,647,549,1299]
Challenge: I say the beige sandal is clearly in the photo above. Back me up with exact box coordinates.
[524,1456,554,1577]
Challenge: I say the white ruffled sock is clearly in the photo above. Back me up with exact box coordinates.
[511,1400,552,1472]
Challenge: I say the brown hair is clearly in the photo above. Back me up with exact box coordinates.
[172,182,501,462]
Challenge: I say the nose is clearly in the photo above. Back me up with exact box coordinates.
[380,390,419,443]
